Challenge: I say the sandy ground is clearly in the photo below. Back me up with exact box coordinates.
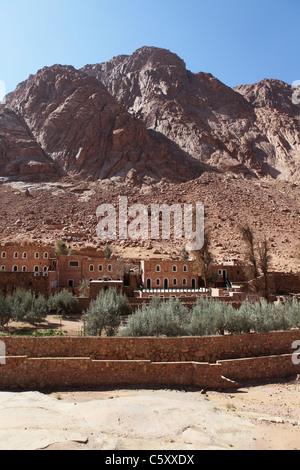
[1,315,85,337]
[0,379,299,451]
[1,317,300,450]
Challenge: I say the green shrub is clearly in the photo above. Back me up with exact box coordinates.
[84,288,131,337]
[25,294,49,324]
[4,288,49,325]
[79,280,89,298]
[48,290,78,318]
[119,296,300,338]
[285,298,300,328]
[8,288,32,322]
[0,292,12,329]
[120,298,189,337]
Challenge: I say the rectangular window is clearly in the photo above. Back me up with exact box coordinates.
[69,261,79,267]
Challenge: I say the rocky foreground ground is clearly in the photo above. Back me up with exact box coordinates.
[0,379,299,451]
[1,171,300,272]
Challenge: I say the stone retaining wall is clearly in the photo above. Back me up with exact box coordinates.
[2,330,300,362]
[0,357,230,391]
[0,331,300,391]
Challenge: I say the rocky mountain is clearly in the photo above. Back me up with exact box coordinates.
[2,46,299,183]
[234,79,300,180]
[4,64,203,183]
[83,46,300,181]
[0,47,299,271]
[0,105,59,181]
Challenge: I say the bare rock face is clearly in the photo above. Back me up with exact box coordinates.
[0,47,299,272]
[235,80,300,181]
[2,47,299,183]
[5,65,203,183]
[83,46,300,180]
[0,105,59,181]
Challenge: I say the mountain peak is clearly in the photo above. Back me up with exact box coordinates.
[234,78,299,116]
[2,47,300,185]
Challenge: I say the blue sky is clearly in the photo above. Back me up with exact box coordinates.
[0,0,299,96]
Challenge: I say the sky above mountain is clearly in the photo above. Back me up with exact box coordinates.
[0,0,299,98]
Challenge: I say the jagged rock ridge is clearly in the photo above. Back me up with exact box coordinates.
[4,64,204,183]
[83,46,300,181]
[0,105,59,181]
[1,46,299,183]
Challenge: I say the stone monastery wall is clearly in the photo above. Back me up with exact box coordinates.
[1,331,300,391]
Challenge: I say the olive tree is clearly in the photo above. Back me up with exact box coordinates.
[6,288,48,325]
[0,292,12,329]
[48,290,79,318]
[84,288,131,337]
[120,298,189,337]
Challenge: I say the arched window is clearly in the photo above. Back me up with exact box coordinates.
[98,265,103,272]
[172,265,177,272]
[183,278,187,286]
[34,266,39,273]
[22,266,27,272]
[156,265,161,272]
[43,252,49,259]
[146,278,151,289]
[183,265,188,272]
[108,264,112,272]
[192,278,196,289]
[14,252,18,259]
[22,252,27,259]
[12,265,18,272]
[89,265,94,272]
[1,252,6,259]
[35,252,39,259]
[173,278,177,286]
[156,278,160,286]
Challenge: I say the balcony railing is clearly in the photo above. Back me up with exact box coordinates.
[141,287,210,294]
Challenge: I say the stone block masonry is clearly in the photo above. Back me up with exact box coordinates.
[3,331,300,362]
[0,331,300,391]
